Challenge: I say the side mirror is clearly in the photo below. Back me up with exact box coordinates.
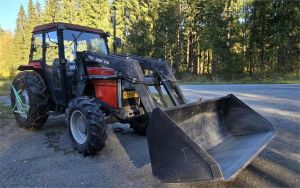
[114,37,122,48]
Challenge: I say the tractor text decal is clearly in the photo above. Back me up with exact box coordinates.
[87,55,109,65]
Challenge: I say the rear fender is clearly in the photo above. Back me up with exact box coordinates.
[17,61,42,71]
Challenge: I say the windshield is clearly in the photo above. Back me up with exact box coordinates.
[63,30,108,62]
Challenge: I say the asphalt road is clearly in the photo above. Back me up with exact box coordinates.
[0,84,299,187]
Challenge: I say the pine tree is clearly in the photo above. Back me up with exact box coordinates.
[35,0,43,25]
[44,0,62,22]
[24,0,38,64]
[153,0,180,65]
[13,5,28,66]
[28,0,37,27]
[80,0,111,31]
[61,0,80,24]
[0,29,14,78]
[113,0,127,51]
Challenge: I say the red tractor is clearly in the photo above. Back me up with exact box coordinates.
[11,23,277,182]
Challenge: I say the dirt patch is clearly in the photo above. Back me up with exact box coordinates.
[44,130,75,155]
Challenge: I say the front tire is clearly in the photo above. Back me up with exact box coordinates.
[66,97,108,155]
[10,71,49,128]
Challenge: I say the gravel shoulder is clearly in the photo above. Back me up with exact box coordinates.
[0,84,299,187]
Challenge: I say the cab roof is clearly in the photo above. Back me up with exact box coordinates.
[33,22,106,35]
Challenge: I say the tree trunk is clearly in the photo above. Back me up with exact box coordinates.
[176,0,182,71]
[194,45,201,74]
[208,50,212,75]
[204,50,207,74]
[211,50,217,76]
[188,31,195,72]
[259,12,265,79]
[187,31,191,71]
[200,50,204,75]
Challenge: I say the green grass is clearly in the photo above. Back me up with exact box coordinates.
[0,103,14,130]
[176,72,300,85]
[0,79,12,96]
[0,103,12,119]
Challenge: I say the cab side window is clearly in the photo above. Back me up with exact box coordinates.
[45,31,61,88]
[32,34,43,61]
[45,31,59,66]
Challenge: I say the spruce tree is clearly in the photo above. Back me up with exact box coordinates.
[13,5,28,66]
[24,0,38,63]
[61,0,80,24]
[44,0,62,22]
[35,0,43,25]
[80,0,111,31]
[0,29,14,78]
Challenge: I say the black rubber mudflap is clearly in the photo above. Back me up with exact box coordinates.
[147,94,277,182]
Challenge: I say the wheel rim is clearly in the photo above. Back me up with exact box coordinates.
[70,110,88,144]
[21,90,30,106]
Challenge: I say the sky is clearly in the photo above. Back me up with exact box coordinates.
[0,0,45,31]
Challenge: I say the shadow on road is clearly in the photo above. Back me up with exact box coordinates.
[112,123,150,168]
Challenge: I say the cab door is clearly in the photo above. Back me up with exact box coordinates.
[43,30,66,105]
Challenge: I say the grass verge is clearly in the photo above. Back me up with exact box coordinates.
[0,79,12,96]
[0,103,12,119]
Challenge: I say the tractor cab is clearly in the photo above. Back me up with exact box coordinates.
[27,23,111,106]
[23,23,144,122]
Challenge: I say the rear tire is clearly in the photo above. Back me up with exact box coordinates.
[66,97,108,155]
[10,71,49,128]
[130,115,149,135]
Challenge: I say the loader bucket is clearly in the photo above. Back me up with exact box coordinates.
[147,94,277,183]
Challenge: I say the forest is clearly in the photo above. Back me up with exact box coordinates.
[0,0,299,82]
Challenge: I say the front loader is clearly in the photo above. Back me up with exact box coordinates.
[11,23,277,182]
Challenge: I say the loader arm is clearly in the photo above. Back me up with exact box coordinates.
[112,54,187,106]
[75,51,187,111]
[127,55,187,105]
